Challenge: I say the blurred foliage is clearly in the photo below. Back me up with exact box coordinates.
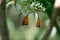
[0,0,59,40]
[37,0,55,18]
[12,0,55,18]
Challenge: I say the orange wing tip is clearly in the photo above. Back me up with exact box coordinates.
[22,15,28,25]
[36,16,40,27]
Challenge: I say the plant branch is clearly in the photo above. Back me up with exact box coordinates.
[0,0,9,40]
[42,5,60,40]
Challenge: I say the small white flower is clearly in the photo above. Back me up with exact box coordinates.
[35,2,40,7]
[32,2,35,5]
[30,2,35,7]
[39,5,43,8]
[42,7,46,12]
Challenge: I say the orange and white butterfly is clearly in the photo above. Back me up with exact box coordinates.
[22,13,40,27]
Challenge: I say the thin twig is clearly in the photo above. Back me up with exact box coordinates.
[42,6,60,40]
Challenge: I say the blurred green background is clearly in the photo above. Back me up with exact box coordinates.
[0,0,60,40]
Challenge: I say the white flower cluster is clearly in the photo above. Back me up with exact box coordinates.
[30,2,46,12]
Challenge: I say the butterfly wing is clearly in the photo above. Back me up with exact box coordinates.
[22,15,28,25]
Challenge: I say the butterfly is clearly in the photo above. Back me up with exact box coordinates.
[22,15,40,27]
[22,15,28,25]
[36,16,40,27]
